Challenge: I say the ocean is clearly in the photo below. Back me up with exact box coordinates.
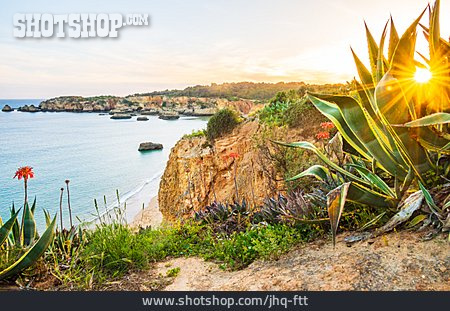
[0,99,208,230]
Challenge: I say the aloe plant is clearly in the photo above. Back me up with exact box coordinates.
[0,202,56,280]
[280,0,449,244]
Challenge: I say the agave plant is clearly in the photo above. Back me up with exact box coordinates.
[0,200,56,280]
[278,0,449,244]
[195,200,251,234]
[253,191,328,226]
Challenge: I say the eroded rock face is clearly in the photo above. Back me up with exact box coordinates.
[158,121,280,221]
[138,142,163,151]
[2,104,13,112]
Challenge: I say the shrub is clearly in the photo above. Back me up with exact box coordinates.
[206,108,240,141]
[183,129,206,139]
[258,101,289,126]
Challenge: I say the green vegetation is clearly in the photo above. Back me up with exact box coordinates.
[279,0,450,244]
[0,167,57,281]
[133,82,347,101]
[42,220,310,287]
[166,267,180,277]
[259,93,317,127]
[206,108,241,141]
[0,201,56,280]
[183,129,206,139]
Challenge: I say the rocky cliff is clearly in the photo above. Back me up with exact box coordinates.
[158,121,278,220]
[158,107,328,221]
[37,95,256,115]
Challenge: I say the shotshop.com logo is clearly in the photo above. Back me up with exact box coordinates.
[13,13,149,38]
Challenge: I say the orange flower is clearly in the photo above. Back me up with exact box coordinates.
[316,131,330,140]
[320,122,334,130]
[14,166,34,180]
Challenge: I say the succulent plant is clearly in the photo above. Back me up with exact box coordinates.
[278,0,449,244]
[0,201,56,280]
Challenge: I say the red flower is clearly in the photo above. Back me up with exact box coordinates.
[228,152,239,159]
[222,152,239,162]
[316,131,330,140]
[14,166,34,180]
[320,122,334,130]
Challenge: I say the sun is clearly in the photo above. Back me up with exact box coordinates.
[414,67,432,83]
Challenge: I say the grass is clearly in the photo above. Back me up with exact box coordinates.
[40,220,311,289]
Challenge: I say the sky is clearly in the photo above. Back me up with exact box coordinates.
[0,0,448,99]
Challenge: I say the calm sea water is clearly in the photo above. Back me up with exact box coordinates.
[0,100,208,229]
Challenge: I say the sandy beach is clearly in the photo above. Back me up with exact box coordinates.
[130,196,163,229]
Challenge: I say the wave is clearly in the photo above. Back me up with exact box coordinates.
[120,170,163,204]
[82,170,163,227]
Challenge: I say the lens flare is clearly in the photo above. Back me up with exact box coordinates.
[414,67,432,83]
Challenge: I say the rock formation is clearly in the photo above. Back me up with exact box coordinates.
[18,105,40,112]
[138,142,163,151]
[2,104,13,112]
[35,95,255,115]
[158,121,280,220]
[110,113,132,120]
[159,112,180,120]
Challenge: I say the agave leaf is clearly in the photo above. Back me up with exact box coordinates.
[375,72,434,178]
[398,113,450,127]
[406,214,428,228]
[274,140,370,186]
[376,190,424,235]
[309,93,408,178]
[347,163,396,198]
[376,21,389,83]
[0,216,56,281]
[0,209,20,246]
[10,203,20,245]
[359,212,386,231]
[30,197,36,215]
[43,210,51,227]
[327,182,351,247]
[351,48,373,88]
[391,7,427,75]
[365,22,381,84]
[287,164,330,182]
[23,202,36,247]
[443,200,450,210]
[347,182,396,208]
[388,16,400,64]
[419,181,442,214]
[429,0,440,59]
[414,127,450,153]
[306,93,371,160]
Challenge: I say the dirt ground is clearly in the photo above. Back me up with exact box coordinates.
[146,231,449,291]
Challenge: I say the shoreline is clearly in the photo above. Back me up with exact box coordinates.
[130,195,163,229]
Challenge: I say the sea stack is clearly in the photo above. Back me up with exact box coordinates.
[2,104,13,112]
[110,113,132,120]
[159,111,180,120]
[138,142,163,151]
